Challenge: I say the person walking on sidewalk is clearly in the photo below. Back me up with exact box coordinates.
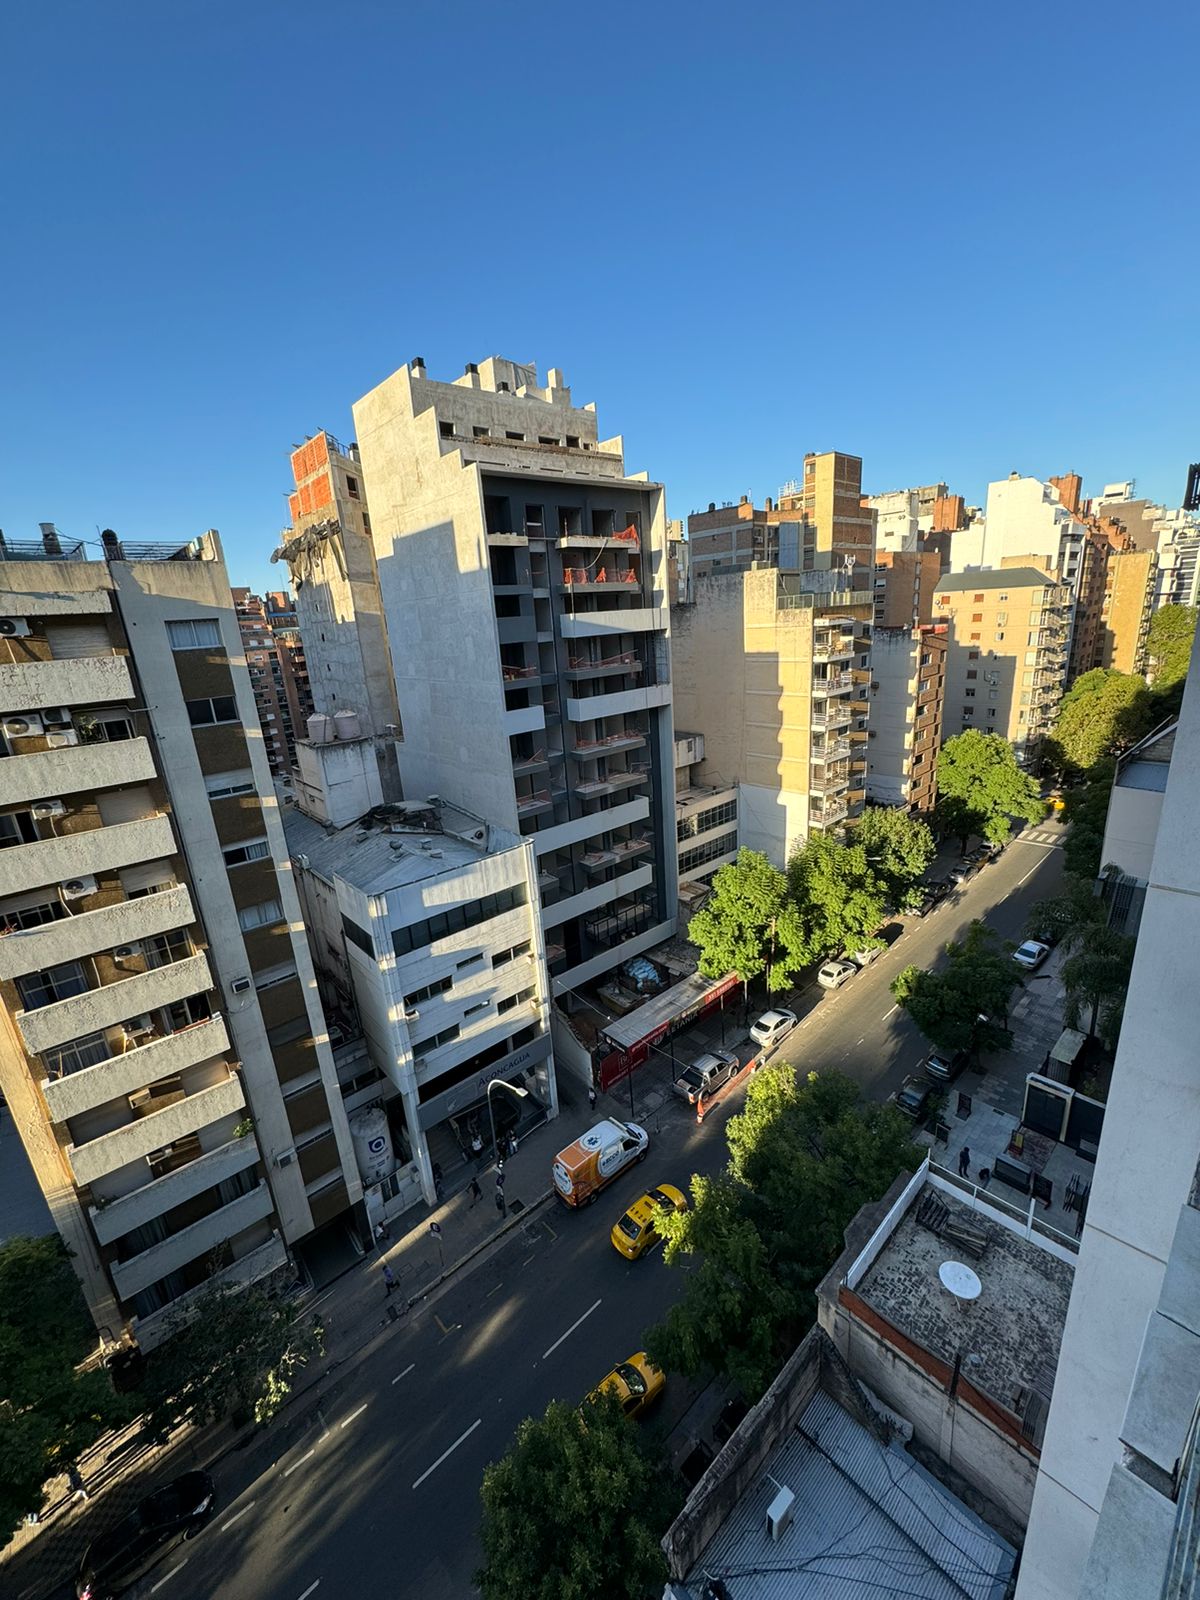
[66,1464,88,1503]
[468,1175,481,1207]
[383,1264,397,1298]
[495,1163,506,1190]
[958,1146,971,1178]
[588,1085,597,1112]
[494,1188,506,1219]
[374,1221,390,1249]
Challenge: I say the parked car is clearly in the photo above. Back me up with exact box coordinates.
[1012,939,1051,971]
[847,945,883,969]
[893,1076,933,1120]
[552,1119,648,1207]
[817,958,857,991]
[923,1049,969,1083]
[582,1351,665,1420]
[76,1472,215,1600]
[610,1183,687,1260]
[749,1008,798,1050]
[946,862,973,887]
[672,1050,738,1105]
[981,839,1005,861]
[915,877,952,914]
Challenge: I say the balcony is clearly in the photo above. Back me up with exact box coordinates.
[811,706,852,731]
[556,567,640,591]
[0,735,157,809]
[811,738,851,762]
[812,671,854,696]
[811,639,855,664]
[67,1073,246,1187]
[581,848,619,871]
[133,1233,287,1351]
[810,798,849,826]
[41,1013,231,1123]
[109,1180,274,1302]
[515,789,555,818]
[91,1130,261,1246]
[564,651,643,682]
[0,812,175,901]
[510,749,550,776]
[584,892,655,946]
[573,768,650,800]
[565,682,671,721]
[611,836,653,863]
[542,863,655,932]
[503,704,546,738]
[559,608,667,639]
[556,525,641,551]
[569,730,647,758]
[17,950,214,1057]
[0,655,133,714]
[0,883,193,982]
[810,768,851,794]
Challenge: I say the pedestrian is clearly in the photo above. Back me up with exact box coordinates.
[507,1131,519,1159]
[958,1146,971,1178]
[374,1220,389,1249]
[432,1162,444,1203]
[979,1167,992,1191]
[382,1263,397,1298]
[468,1175,481,1207]
[495,1164,506,1189]
[494,1189,506,1219]
[66,1464,87,1503]
[588,1085,597,1112]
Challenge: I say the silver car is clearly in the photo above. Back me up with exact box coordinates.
[1012,939,1051,971]
[749,1009,799,1049]
[817,958,857,990]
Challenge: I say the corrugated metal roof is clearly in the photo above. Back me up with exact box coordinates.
[687,1389,1015,1599]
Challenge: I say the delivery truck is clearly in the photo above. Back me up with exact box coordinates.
[552,1118,649,1206]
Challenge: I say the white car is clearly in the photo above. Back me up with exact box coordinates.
[817,959,857,990]
[1012,939,1051,971]
[749,1009,799,1050]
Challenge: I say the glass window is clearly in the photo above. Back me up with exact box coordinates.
[238,899,283,931]
[167,618,221,650]
[0,812,38,849]
[18,961,88,1010]
[222,838,270,867]
[42,1031,110,1079]
[0,897,66,932]
[204,771,256,799]
[341,915,375,956]
[187,696,239,727]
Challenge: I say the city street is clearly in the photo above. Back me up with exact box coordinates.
[79,824,1069,1600]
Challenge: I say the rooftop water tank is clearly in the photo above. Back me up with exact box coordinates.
[307,712,334,743]
[333,709,362,740]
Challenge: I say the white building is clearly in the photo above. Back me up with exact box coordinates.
[865,483,950,555]
[673,731,738,908]
[1017,630,1200,1598]
[982,474,1086,592]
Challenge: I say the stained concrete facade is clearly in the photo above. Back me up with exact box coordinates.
[865,625,945,812]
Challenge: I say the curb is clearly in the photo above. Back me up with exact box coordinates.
[402,1186,556,1310]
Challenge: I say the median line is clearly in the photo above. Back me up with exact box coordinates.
[392,1363,416,1384]
[151,1562,187,1593]
[282,1447,316,1478]
[412,1418,483,1489]
[542,1297,602,1360]
[220,1501,256,1531]
[340,1403,369,1429]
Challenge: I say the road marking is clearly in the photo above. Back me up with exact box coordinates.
[542,1218,558,1241]
[152,1563,187,1592]
[283,1448,316,1477]
[882,1004,898,1020]
[340,1403,369,1429]
[542,1297,602,1359]
[486,1281,503,1297]
[393,1363,416,1384]
[1017,862,1043,886]
[298,1583,321,1600]
[434,1313,460,1335]
[412,1418,482,1489]
[522,1252,536,1266]
[220,1501,256,1531]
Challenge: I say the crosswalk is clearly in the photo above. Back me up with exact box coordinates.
[1017,829,1063,849]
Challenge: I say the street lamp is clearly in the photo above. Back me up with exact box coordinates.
[487,1078,529,1166]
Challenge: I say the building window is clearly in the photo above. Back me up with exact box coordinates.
[964,687,976,698]
[404,976,453,1008]
[167,618,221,650]
[239,899,283,931]
[962,706,974,718]
[498,987,535,1015]
[345,475,360,500]
[505,431,525,442]
[186,696,238,727]
[566,435,580,449]
[341,915,374,956]
[973,593,984,602]
[473,426,490,439]
[17,961,88,1011]
[968,650,980,661]
[42,1031,110,1079]
[971,613,983,622]
[538,436,559,446]
[969,633,981,642]
[966,670,977,681]
[987,708,997,719]
[995,631,1005,641]
[439,419,454,439]
[255,963,298,991]
[391,885,528,957]
[493,941,531,968]
[0,898,67,933]
[412,1022,460,1052]
[0,812,39,849]
[222,838,270,867]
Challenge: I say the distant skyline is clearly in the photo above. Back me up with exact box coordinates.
[3,1,1197,594]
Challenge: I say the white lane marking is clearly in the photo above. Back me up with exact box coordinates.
[392,1363,416,1385]
[220,1501,256,1531]
[152,1563,187,1592]
[282,1447,316,1477]
[412,1418,482,1489]
[542,1298,602,1360]
[882,1004,898,1020]
[298,1583,321,1600]
[1017,862,1042,886]
[340,1403,369,1429]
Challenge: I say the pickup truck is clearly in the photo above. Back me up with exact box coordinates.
[672,1051,738,1105]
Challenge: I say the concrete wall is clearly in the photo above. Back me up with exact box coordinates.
[866,629,919,806]
[1100,782,1164,882]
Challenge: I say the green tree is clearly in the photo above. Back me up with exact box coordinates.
[687,849,807,993]
[787,833,885,960]
[648,1065,918,1398]
[1047,669,1147,775]
[1061,762,1115,878]
[140,1283,323,1442]
[891,920,1019,1054]
[934,730,1044,848]
[1061,927,1136,1045]
[1027,876,1108,951]
[1147,603,1198,688]
[854,805,936,911]
[0,1236,130,1543]
[476,1393,674,1600]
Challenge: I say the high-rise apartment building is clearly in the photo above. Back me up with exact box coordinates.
[932,568,1070,760]
[672,568,873,865]
[980,473,1088,595]
[686,496,780,579]
[231,588,297,781]
[263,590,313,743]
[777,451,873,575]
[1067,525,1157,681]
[673,731,739,905]
[871,550,941,628]
[865,483,950,555]
[0,529,359,1350]
[864,624,946,813]
[347,357,677,997]
[1017,633,1200,1600]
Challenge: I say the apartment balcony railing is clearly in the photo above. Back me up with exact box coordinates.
[811,738,851,762]
[515,789,555,817]
[564,652,643,681]
[510,749,550,775]
[90,1129,260,1247]
[0,883,192,983]
[811,639,855,663]
[109,1180,274,1303]
[558,567,641,589]
[17,951,213,1057]
[810,797,850,826]
[0,654,133,715]
[67,1072,246,1187]
[0,735,158,810]
[574,768,650,799]
[811,706,853,730]
[557,524,641,551]
[611,836,652,862]
[810,768,851,794]
[581,848,619,871]
[812,671,854,695]
[569,730,647,757]
[41,1013,231,1124]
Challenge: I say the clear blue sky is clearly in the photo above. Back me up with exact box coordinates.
[4,0,1197,592]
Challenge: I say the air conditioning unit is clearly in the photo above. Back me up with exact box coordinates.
[31,799,66,819]
[122,1015,155,1039]
[112,943,141,962]
[60,876,97,900]
[2,713,42,737]
[0,618,31,638]
[275,1148,297,1169]
[43,707,73,728]
[45,730,80,748]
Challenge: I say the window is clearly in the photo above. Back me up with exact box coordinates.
[0,898,67,933]
[968,650,980,661]
[973,593,984,603]
[439,419,453,439]
[456,952,484,970]
[996,612,1008,625]
[969,633,981,642]
[255,963,298,991]
[989,689,999,701]
[463,999,490,1018]
[538,436,559,446]
[473,426,490,439]
[412,1022,460,1052]
[936,595,950,606]
[167,618,221,650]
[987,708,997,719]
[971,613,983,623]
[966,670,977,681]
[962,706,975,718]
[998,594,1008,602]
[498,986,535,1015]
[239,899,283,931]
[17,961,88,1010]
[964,687,976,698]
[42,1031,110,1079]
[79,713,134,745]
[404,976,453,1008]
[493,941,531,968]
[341,915,374,957]
[187,696,238,727]
[566,435,580,449]
[0,812,39,849]
[222,838,270,867]
[144,929,192,969]
[505,431,525,442]
[345,475,360,500]
[391,885,528,957]
[995,631,1005,641]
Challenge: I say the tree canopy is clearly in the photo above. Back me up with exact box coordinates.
[934,730,1043,847]
[687,849,801,993]
[1047,669,1151,774]
[853,805,937,911]
[1147,604,1198,688]
[647,1065,918,1398]
[0,1236,130,1543]
[476,1394,674,1600]
[1060,763,1115,878]
[1061,927,1136,1046]
[787,834,885,962]
[891,920,1020,1054]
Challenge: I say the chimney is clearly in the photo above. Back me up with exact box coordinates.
[39,522,62,556]
[411,355,425,374]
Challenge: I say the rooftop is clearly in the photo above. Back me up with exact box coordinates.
[935,567,1057,591]
[283,801,510,894]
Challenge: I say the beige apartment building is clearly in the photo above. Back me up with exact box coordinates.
[933,568,1071,761]
[672,568,873,866]
[872,550,940,628]
[0,529,360,1350]
[865,624,946,813]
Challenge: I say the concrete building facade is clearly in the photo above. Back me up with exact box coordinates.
[348,357,678,999]
[685,496,778,579]
[0,530,360,1349]
[231,588,299,782]
[865,624,946,812]
[777,450,873,577]
[933,568,1071,761]
[872,549,941,628]
[673,731,738,908]
[981,474,1087,594]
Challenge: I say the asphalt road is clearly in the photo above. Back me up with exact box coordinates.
[135,822,1067,1600]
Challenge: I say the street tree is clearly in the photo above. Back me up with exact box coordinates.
[0,1236,130,1542]
[1061,927,1136,1044]
[1061,762,1115,879]
[140,1282,324,1442]
[1147,603,1198,688]
[1046,669,1148,775]
[891,920,1019,1054]
[934,730,1043,848]
[476,1393,674,1600]
[787,833,886,960]
[688,849,808,993]
[1027,876,1108,952]
[854,805,936,910]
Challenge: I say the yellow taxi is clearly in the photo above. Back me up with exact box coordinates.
[610,1183,687,1260]
[583,1351,665,1420]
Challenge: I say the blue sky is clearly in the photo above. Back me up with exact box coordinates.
[3,0,1197,592]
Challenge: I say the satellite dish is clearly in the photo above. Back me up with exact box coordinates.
[939,1261,982,1302]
